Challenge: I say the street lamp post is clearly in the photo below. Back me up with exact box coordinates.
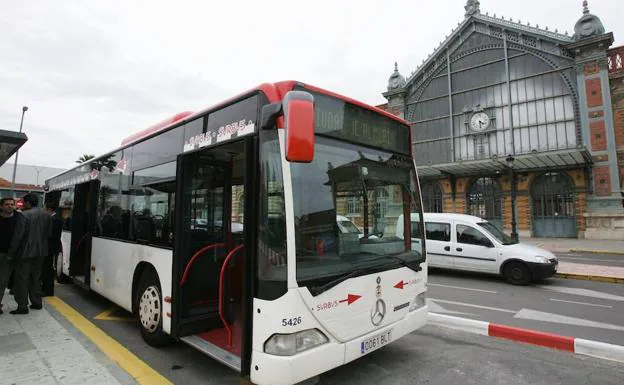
[10,106,29,197]
[506,155,518,242]
[33,166,45,186]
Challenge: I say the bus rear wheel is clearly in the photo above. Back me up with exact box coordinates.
[136,269,171,347]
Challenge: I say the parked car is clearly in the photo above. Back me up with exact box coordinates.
[336,215,378,239]
[395,213,558,285]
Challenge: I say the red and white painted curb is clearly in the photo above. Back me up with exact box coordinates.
[428,313,624,363]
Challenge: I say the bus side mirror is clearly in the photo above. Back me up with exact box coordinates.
[283,91,315,163]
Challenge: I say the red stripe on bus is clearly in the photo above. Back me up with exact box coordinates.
[121,111,194,146]
[121,82,287,146]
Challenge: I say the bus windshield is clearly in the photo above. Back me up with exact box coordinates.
[336,216,362,236]
[291,136,423,294]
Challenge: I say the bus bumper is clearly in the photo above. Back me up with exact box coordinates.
[250,306,428,385]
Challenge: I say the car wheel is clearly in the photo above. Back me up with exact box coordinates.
[136,269,171,347]
[503,261,531,285]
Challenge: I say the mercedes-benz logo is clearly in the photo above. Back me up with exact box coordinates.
[370,299,386,326]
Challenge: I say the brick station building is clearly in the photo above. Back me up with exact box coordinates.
[0,177,44,208]
[379,0,624,240]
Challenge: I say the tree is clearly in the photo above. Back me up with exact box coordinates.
[76,154,95,164]
[90,154,117,173]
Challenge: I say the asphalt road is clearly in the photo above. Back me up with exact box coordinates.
[53,280,624,385]
[427,252,624,346]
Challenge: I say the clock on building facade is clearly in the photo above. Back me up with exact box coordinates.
[469,111,491,132]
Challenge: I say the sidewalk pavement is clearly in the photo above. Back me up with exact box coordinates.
[555,261,624,283]
[521,237,624,283]
[522,237,624,255]
[0,291,137,385]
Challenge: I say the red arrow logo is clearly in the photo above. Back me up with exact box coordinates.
[394,280,407,289]
[338,294,362,305]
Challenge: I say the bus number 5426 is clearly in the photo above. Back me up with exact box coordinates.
[282,317,303,327]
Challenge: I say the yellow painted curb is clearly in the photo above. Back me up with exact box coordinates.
[568,248,624,256]
[94,306,135,322]
[46,296,173,385]
[555,272,624,284]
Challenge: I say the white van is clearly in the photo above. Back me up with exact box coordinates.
[396,213,558,285]
[336,215,364,238]
[336,215,379,240]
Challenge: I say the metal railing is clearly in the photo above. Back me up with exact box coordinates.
[608,46,623,75]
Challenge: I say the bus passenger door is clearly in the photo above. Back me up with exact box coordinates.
[172,138,254,373]
[69,180,99,287]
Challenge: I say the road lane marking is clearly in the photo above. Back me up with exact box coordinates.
[426,299,477,316]
[95,306,135,321]
[46,296,172,385]
[429,298,516,313]
[428,283,497,294]
[536,286,624,301]
[515,308,624,331]
[559,256,624,263]
[549,298,613,308]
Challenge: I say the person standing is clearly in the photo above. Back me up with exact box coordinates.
[12,193,51,314]
[43,202,63,297]
[0,197,28,315]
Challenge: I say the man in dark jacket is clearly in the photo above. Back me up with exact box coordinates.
[43,202,63,297]
[0,197,28,314]
[12,193,51,314]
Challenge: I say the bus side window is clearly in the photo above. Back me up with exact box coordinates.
[130,162,176,247]
[60,188,74,231]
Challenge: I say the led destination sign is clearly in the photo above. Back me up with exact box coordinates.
[300,88,411,155]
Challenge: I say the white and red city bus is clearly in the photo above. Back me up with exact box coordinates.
[45,81,428,385]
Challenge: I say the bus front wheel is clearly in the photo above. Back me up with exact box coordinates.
[136,269,171,347]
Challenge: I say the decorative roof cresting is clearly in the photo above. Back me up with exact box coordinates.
[387,62,406,90]
[464,0,480,18]
[572,1,605,41]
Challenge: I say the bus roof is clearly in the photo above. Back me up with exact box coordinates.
[119,81,409,148]
[46,81,410,184]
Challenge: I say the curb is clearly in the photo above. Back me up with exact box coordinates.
[555,272,624,284]
[568,248,624,256]
[46,297,172,385]
[428,313,624,363]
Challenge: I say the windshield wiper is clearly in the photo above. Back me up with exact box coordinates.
[308,265,384,296]
[308,253,423,296]
[369,252,423,272]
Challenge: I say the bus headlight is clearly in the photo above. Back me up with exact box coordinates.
[264,329,329,356]
[409,292,426,312]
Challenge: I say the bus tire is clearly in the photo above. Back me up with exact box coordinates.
[503,261,531,286]
[136,269,171,347]
[55,253,72,284]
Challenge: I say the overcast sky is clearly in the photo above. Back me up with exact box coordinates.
[1,0,621,171]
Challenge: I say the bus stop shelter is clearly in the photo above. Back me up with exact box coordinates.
[0,128,28,167]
